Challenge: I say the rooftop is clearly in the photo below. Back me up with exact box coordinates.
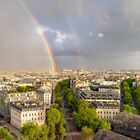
[10,101,43,111]
[82,89,119,96]
[92,101,120,109]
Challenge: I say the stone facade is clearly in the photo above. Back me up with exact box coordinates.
[10,101,45,129]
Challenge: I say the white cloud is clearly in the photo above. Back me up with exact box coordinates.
[55,32,67,43]
[36,25,71,43]
[97,32,104,38]
[36,26,46,35]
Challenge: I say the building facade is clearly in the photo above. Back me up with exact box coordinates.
[10,101,45,129]
[0,91,36,119]
[70,79,90,93]
[92,102,120,121]
[77,89,120,104]
[37,88,52,110]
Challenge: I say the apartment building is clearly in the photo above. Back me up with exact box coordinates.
[77,89,120,104]
[0,91,36,119]
[70,79,90,93]
[10,101,45,129]
[92,102,120,121]
[36,88,52,110]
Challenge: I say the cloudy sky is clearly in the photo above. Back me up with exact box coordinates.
[0,0,140,71]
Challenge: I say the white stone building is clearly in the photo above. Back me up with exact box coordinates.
[10,101,45,129]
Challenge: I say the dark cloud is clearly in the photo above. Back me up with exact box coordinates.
[1,0,140,71]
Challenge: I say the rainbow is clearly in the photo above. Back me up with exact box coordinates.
[20,0,57,76]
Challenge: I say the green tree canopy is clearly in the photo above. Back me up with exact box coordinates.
[122,104,139,115]
[81,126,94,139]
[98,119,111,131]
[0,127,14,140]
[73,100,99,131]
[20,122,48,140]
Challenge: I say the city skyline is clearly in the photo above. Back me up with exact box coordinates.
[1,0,140,72]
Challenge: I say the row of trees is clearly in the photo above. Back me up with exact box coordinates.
[44,80,70,140]
[8,85,37,93]
[121,78,140,114]
[54,79,70,106]
[133,89,140,108]
[62,80,111,139]
[47,105,66,140]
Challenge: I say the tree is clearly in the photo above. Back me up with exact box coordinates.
[55,96,63,105]
[134,89,140,108]
[59,125,66,140]
[39,124,49,140]
[78,100,91,110]
[47,107,62,140]
[90,86,99,91]
[17,86,26,92]
[124,91,132,105]
[47,108,61,124]
[49,123,56,140]
[73,100,99,131]
[66,91,77,110]
[20,122,49,140]
[122,104,139,114]
[98,119,111,131]
[20,122,41,140]
[81,126,94,140]
[59,111,66,140]
[0,128,14,140]
[50,103,59,109]
[121,79,140,115]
